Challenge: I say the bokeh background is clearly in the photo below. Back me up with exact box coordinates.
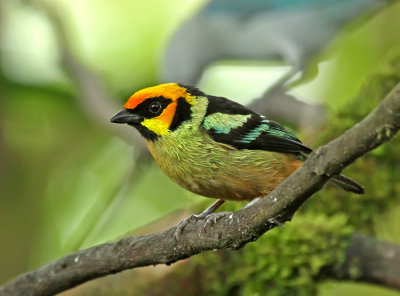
[1,0,400,295]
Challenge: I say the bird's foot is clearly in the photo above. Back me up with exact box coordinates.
[174,214,205,241]
[174,211,231,241]
[174,199,226,241]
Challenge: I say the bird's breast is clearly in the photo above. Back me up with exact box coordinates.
[146,132,302,201]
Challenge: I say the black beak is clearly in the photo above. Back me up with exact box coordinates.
[110,109,143,125]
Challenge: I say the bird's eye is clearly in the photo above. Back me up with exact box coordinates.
[149,101,162,114]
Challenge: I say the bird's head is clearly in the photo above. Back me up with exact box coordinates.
[110,83,204,140]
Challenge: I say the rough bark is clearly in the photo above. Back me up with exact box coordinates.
[1,81,399,296]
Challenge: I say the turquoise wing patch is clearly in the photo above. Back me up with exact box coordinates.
[201,95,312,153]
[203,113,252,134]
[202,114,311,153]
[236,119,300,144]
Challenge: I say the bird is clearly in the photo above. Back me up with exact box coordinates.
[110,83,364,239]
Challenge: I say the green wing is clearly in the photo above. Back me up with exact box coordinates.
[202,96,312,154]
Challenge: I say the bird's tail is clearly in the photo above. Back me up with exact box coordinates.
[330,174,364,194]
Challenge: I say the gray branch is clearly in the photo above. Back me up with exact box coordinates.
[334,233,400,289]
[0,78,399,295]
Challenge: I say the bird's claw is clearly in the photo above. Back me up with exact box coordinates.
[203,212,231,231]
[174,212,231,241]
[174,214,203,241]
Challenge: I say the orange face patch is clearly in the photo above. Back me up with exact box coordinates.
[139,101,178,136]
[124,83,193,109]
[156,100,177,128]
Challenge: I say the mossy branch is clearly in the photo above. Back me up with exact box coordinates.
[1,79,400,295]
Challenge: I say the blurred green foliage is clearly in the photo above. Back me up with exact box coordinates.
[0,0,207,281]
[194,213,353,296]
[134,50,400,296]
[305,49,400,238]
[1,1,400,295]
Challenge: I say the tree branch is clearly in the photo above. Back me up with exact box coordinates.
[1,83,400,296]
[61,232,400,294]
[332,233,400,289]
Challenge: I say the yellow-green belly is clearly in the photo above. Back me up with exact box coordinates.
[146,130,302,201]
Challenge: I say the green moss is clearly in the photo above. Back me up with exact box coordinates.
[190,212,353,296]
[304,49,400,231]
